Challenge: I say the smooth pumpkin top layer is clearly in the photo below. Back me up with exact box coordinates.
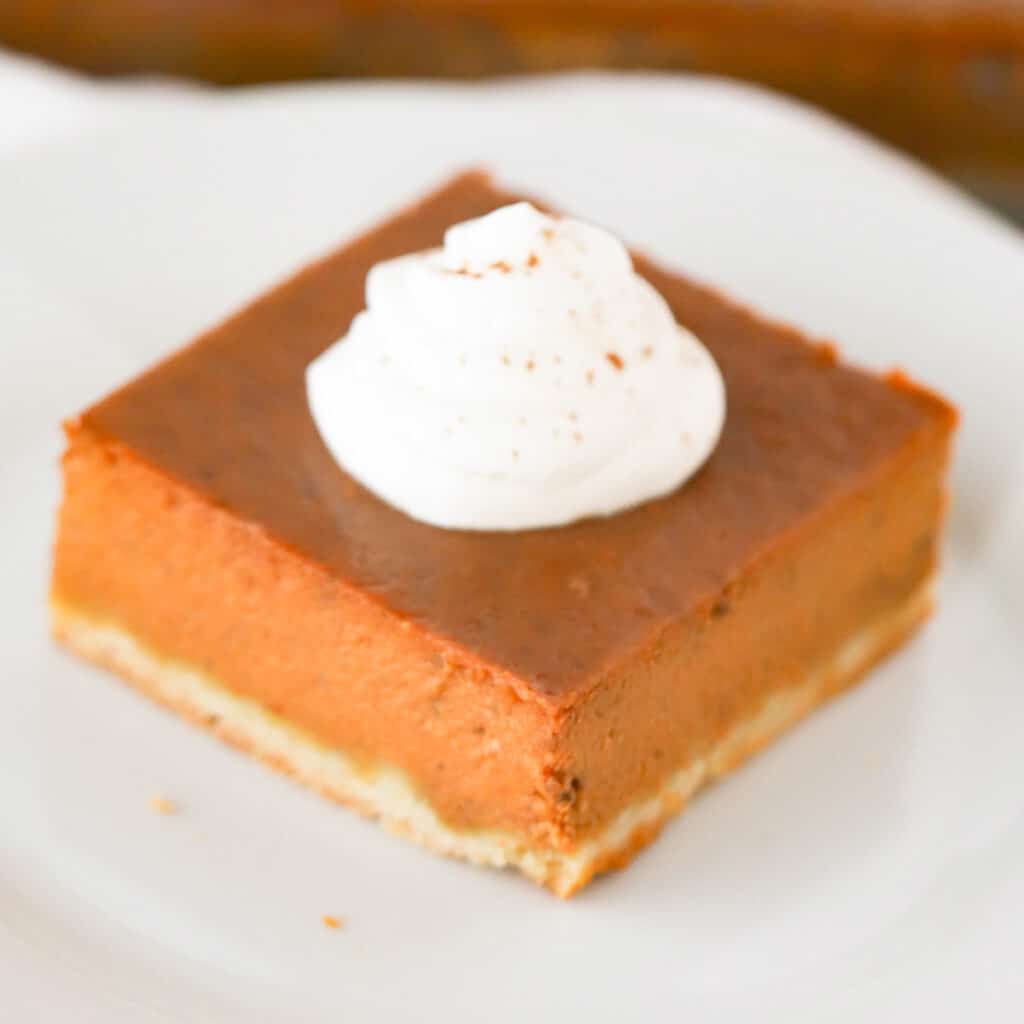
[80,171,955,696]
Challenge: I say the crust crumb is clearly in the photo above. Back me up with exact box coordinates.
[148,795,177,815]
[322,914,344,930]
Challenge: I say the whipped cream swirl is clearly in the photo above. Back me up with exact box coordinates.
[306,202,725,531]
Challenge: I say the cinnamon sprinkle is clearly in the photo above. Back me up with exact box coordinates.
[606,352,624,371]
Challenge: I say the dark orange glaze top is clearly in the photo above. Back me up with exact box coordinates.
[80,171,955,697]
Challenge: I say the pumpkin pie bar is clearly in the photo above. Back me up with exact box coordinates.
[50,170,956,896]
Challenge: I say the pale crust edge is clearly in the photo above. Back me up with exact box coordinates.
[50,580,932,898]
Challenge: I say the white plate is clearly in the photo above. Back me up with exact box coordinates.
[1,74,1022,1022]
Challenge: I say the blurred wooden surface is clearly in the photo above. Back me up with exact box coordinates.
[1,1,1022,222]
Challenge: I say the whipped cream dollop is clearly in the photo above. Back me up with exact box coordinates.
[306,202,725,531]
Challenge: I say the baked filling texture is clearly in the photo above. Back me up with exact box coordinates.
[52,576,932,897]
[50,172,956,895]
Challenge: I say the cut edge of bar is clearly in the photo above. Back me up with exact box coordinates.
[50,579,932,897]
